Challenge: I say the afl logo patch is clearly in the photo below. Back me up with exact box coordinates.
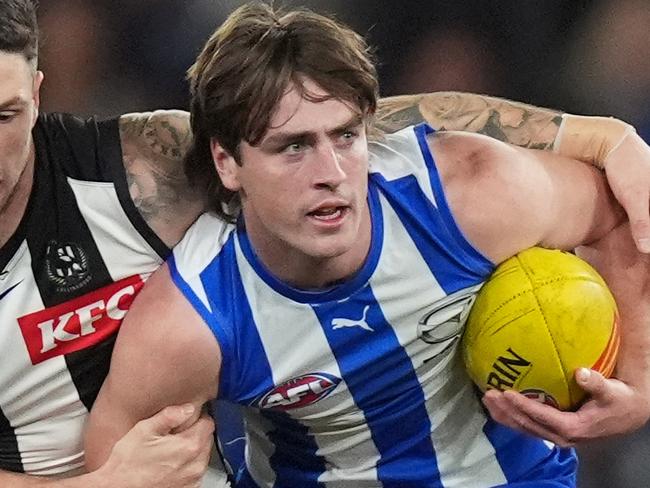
[257,372,341,411]
[46,241,91,292]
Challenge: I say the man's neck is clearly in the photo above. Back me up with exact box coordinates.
[0,147,35,248]
[244,206,373,291]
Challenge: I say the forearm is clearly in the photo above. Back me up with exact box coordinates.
[0,470,107,488]
[375,91,562,148]
[614,301,650,396]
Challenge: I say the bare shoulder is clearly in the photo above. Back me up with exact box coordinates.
[119,111,206,248]
[106,263,221,412]
[427,131,552,262]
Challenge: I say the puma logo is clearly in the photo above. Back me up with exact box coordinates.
[332,305,373,332]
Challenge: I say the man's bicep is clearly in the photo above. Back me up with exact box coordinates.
[431,132,622,263]
[85,264,221,467]
[118,111,206,247]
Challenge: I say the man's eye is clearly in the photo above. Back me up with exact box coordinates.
[0,112,16,122]
[284,142,303,153]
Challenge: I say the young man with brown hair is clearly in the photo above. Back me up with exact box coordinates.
[85,4,650,487]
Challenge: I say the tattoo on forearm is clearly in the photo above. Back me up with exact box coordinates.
[375,92,563,150]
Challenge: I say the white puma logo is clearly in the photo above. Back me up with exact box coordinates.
[332,305,373,331]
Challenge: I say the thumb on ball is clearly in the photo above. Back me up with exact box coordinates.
[576,368,606,394]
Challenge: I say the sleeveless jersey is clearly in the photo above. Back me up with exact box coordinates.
[170,124,577,487]
[0,113,167,475]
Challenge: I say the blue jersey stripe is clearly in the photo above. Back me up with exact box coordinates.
[483,418,577,485]
[263,410,326,488]
[198,238,276,404]
[168,255,236,398]
[311,288,443,487]
[364,123,493,295]
[372,169,493,295]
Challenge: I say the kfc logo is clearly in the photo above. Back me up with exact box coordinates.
[18,275,145,364]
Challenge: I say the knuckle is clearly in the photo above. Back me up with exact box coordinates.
[185,440,203,458]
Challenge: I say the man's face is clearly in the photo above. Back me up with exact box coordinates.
[0,51,42,214]
[214,78,371,275]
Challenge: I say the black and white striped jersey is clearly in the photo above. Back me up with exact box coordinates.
[0,113,168,475]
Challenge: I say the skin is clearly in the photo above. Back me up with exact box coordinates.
[212,80,372,288]
[84,79,627,476]
[0,52,42,247]
[373,92,562,149]
[118,109,205,247]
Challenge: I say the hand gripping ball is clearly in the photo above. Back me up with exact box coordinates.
[462,247,619,410]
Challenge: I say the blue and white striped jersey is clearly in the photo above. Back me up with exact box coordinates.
[170,124,576,487]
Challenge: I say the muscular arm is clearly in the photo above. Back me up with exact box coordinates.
[374,91,562,148]
[119,111,206,248]
[430,131,624,263]
[85,263,221,470]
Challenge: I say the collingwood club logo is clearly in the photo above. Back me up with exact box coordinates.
[46,241,91,292]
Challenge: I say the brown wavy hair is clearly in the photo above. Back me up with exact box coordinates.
[185,3,379,222]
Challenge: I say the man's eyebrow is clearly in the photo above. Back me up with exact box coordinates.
[0,97,27,110]
[261,114,364,147]
[261,130,313,147]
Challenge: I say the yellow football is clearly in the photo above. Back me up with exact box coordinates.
[462,247,619,411]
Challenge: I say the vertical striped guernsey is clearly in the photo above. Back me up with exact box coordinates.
[0,113,166,475]
[170,124,578,487]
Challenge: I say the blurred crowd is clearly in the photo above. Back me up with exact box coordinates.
[35,0,650,486]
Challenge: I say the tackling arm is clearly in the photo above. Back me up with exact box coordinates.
[122,95,650,252]
[375,91,562,148]
[375,91,650,252]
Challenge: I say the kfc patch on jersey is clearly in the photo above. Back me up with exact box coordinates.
[18,275,145,364]
[257,373,341,410]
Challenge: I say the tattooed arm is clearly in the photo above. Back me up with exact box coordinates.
[375,92,562,149]
[376,92,650,252]
[119,110,206,248]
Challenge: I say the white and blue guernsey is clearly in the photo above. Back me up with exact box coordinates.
[169,125,577,487]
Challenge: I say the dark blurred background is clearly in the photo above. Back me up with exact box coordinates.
[35,1,650,486]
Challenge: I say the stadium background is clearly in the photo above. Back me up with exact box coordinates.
[35,0,650,486]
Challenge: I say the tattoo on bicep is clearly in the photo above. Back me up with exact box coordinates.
[124,153,196,225]
[142,118,191,161]
[374,104,426,134]
[120,112,200,229]
[375,92,562,149]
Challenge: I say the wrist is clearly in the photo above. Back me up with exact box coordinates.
[553,113,636,169]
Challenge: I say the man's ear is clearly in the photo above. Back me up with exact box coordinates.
[210,138,241,191]
[31,70,44,125]
[33,70,44,108]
